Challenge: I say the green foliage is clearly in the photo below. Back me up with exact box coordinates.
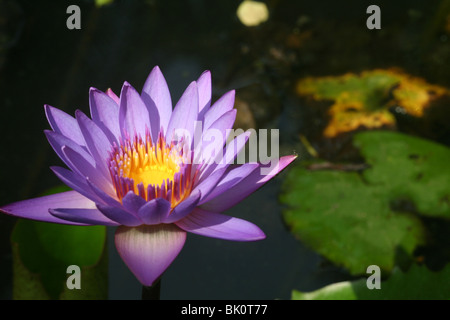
[354,131,450,219]
[280,131,450,275]
[11,186,108,300]
[292,263,450,300]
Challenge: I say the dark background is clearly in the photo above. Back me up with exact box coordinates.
[0,0,448,299]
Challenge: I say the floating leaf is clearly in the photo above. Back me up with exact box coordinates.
[296,69,449,137]
[280,131,450,275]
[11,186,108,300]
[292,263,450,300]
[354,131,450,219]
[12,221,107,300]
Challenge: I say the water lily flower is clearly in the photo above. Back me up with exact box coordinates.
[0,66,295,286]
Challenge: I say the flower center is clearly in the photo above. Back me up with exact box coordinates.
[129,164,176,188]
[122,137,180,188]
[108,133,195,207]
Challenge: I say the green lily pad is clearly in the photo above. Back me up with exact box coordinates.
[280,131,450,275]
[11,186,108,300]
[355,131,450,219]
[292,263,450,300]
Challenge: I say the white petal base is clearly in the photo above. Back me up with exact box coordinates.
[115,224,186,286]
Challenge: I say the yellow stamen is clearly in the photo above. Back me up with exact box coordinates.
[108,133,194,208]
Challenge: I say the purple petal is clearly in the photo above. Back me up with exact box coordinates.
[197,70,211,114]
[89,88,120,144]
[197,109,236,164]
[86,178,124,208]
[50,208,120,226]
[97,204,142,227]
[122,191,147,214]
[62,146,115,196]
[119,82,151,140]
[176,208,265,241]
[192,167,226,202]
[200,155,297,212]
[163,190,201,224]
[198,130,251,183]
[0,191,95,225]
[86,180,143,226]
[137,198,171,225]
[200,162,259,204]
[50,166,105,204]
[45,105,86,147]
[203,90,235,130]
[85,178,143,225]
[139,93,159,143]
[206,109,236,133]
[142,66,173,137]
[75,110,112,179]
[193,71,212,140]
[114,224,186,286]
[166,81,199,144]
[45,130,95,171]
[216,130,252,170]
[106,88,120,104]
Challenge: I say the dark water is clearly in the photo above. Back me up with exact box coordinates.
[0,0,447,299]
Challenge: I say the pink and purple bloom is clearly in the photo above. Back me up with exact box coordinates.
[0,66,295,286]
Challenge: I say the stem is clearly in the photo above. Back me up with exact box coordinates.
[141,279,161,300]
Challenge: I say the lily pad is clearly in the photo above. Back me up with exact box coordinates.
[11,186,108,300]
[280,131,450,275]
[292,263,450,300]
[355,131,450,219]
[296,69,449,138]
